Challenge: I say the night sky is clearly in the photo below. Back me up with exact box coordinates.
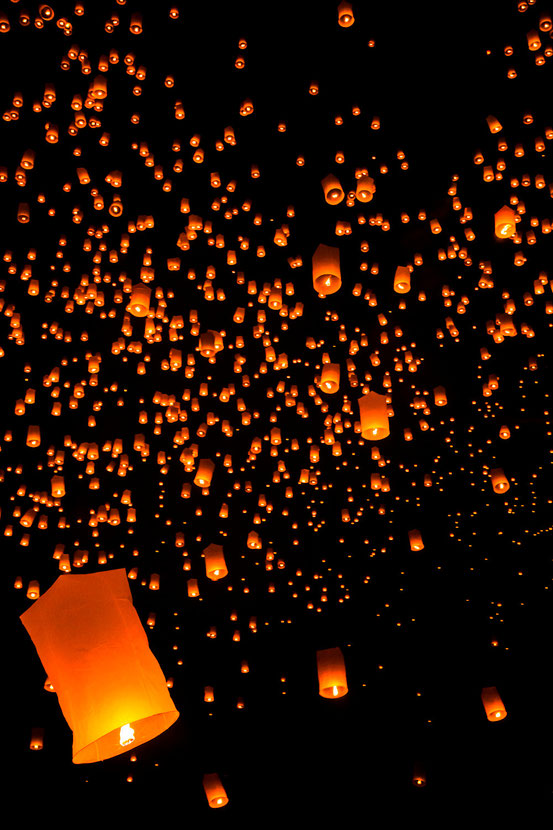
[2,0,552,812]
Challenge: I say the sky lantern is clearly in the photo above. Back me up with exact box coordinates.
[393,266,411,293]
[358,391,390,440]
[408,529,424,551]
[490,468,509,493]
[203,773,229,808]
[494,205,517,238]
[316,647,348,698]
[337,1,355,27]
[481,687,507,721]
[321,174,345,205]
[194,459,215,488]
[19,569,179,763]
[312,243,342,295]
[129,284,151,317]
[204,543,228,580]
[320,363,340,393]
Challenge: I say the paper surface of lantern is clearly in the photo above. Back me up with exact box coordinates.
[316,646,348,698]
[204,543,228,580]
[20,569,179,763]
[320,363,340,393]
[481,686,507,721]
[490,468,509,493]
[358,391,390,440]
[494,205,517,238]
[129,284,151,317]
[393,265,411,293]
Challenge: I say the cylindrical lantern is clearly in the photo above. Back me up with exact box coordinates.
[490,468,509,493]
[320,363,340,393]
[355,175,375,202]
[481,686,507,721]
[408,529,424,551]
[194,459,215,488]
[19,569,179,763]
[393,266,411,293]
[312,243,341,295]
[433,386,447,406]
[494,205,517,238]
[204,543,228,580]
[316,646,348,698]
[129,284,151,317]
[321,174,345,205]
[358,391,390,440]
[337,1,355,27]
[203,773,229,808]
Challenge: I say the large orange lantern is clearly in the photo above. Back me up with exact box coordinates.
[393,266,411,293]
[204,543,228,580]
[312,243,341,295]
[194,459,215,488]
[321,174,345,205]
[316,647,348,698]
[490,468,509,493]
[337,1,355,27]
[129,284,151,317]
[320,363,340,393]
[481,686,507,721]
[358,391,390,439]
[494,205,517,238]
[19,569,179,763]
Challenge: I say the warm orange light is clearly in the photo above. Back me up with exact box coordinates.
[358,391,390,440]
[20,569,179,763]
[481,686,507,721]
[312,243,341,295]
[316,647,348,698]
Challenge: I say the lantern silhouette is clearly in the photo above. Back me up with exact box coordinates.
[317,647,348,698]
[203,773,229,808]
[481,686,507,721]
[358,391,390,439]
[204,543,228,581]
[312,243,341,295]
[19,569,179,763]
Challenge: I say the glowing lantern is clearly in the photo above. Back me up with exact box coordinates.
[316,647,348,698]
[312,243,341,295]
[494,205,517,238]
[337,1,354,27]
[393,266,411,294]
[204,543,228,581]
[358,391,390,440]
[26,425,41,447]
[321,174,345,205]
[320,363,340,393]
[203,773,229,808]
[129,285,151,317]
[199,330,223,357]
[481,686,507,721]
[490,468,509,493]
[408,530,424,551]
[187,578,199,597]
[355,175,375,202]
[194,459,214,488]
[19,569,179,763]
[51,475,65,497]
[433,386,447,406]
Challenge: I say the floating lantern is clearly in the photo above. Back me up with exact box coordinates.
[312,243,341,295]
[20,569,179,763]
[316,647,348,698]
[481,686,507,721]
[358,391,390,440]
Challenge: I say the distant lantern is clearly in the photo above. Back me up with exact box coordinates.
[321,174,345,205]
[204,543,228,580]
[194,459,214,488]
[337,1,355,27]
[316,647,348,698]
[312,243,341,295]
[481,686,507,721]
[203,773,229,808]
[129,285,151,317]
[358,391,390,440]
[408,529,424,551]
[494,205,517,238]
[393,265,411,293]
[320,363,340,393]
[490,468,509,493]
[19,569,179,763]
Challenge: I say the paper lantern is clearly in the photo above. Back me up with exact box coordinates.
[494,205,517,238]
[433,386,448,406]
[358,391,390,440]
[203,773,229,808]
[19,569,179,763]
[320,363,340,393]
[312,243,342,295]
[393,265,411,293]
[321,174,345,205]
[337,1,355,27]
[408,529,424,551]
[481,686,507,721]
[204,543,228,580]
[129,284,151,317]
[316,646,348,698]
[194,458,214,488]
[490,468,509,493]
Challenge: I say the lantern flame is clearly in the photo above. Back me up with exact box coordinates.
[119,723,135,746]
